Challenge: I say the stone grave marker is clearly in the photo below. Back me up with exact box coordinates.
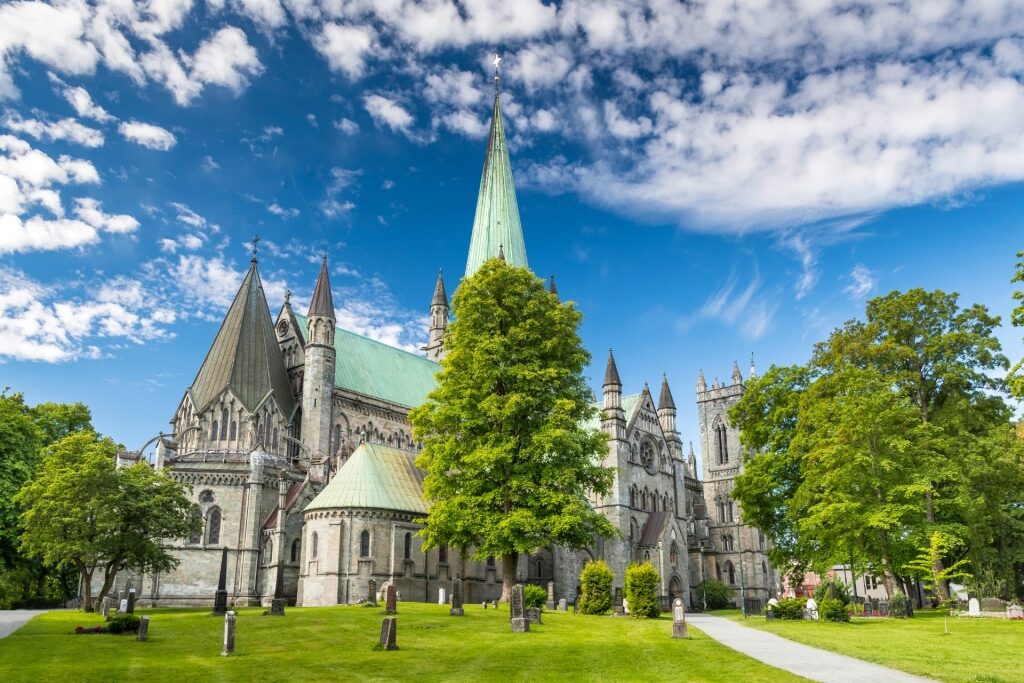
[1007,604,1023,619]
[127,588,136,614]
[438,587,447,605]
[221,611,236,656]
[385,584,398,615]
[367,579,377,606]
[967,598,981,617]
[805,597,819,620]
[672,599,688,639]
[981,597,1008,612]
[492,599,498,609]
[614,587,624,616]
[546,581,555,610]
[526,607,542,625]
[450,579,464,616]
[510,584,529,633]
[119,598,129,614]
[557,598,567,611]
[482,601,487,609]
[270,561,286,616]
[137,615,149,642]
[212,546,229,615]
[378,617,398,651]
[623,598,630,615]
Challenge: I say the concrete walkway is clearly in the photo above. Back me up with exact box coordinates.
[0,611,46,639]
[687,613,935,683]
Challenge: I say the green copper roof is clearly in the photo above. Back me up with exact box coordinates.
[583,393,641,432]
[464,92,528,277]
[294,314,439,408]
[305,442,427,514]
[189,260,295,417]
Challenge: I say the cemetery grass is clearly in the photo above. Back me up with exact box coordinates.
[728,609,1024,683]
[0,603,807,683]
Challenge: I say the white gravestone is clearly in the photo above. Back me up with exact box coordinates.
[119,599,129,614]
[968,598,981,617]
[438,588,447,605]
[805,597,819,621]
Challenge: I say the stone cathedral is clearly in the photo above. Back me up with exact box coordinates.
[131,84,774,611]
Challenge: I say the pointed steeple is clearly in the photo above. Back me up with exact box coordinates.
[189,260,294,417]
[549,275,559,299]
[431,269,447,307]
[426,269,449,361]
[308,255,335,320]
[749,352,757,380]
[658,373,676,410]
[732,360,743,385]
[697,369,707,393]
[464,88,528,276]
[603,349,621,388]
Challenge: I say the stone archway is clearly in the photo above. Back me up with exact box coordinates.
[668,575,683,605]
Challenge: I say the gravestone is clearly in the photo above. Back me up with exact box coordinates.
[269,599,285,616]
[450,579,464,616]
[510,584,529,633]
[438,587,447,605]
[367,579,377,606]
[270,560,286,616]
[378,617,398,651]
[623,598,630,615]
[119,598,129,614]
[212,546,229,615]
[492,599,498,609]
[557,598,567,611]
[805,597,819,621]
[1006,604,1023,619]
[385,584,397,615]
[967,598,981,617]
[981,597,1008,612]
[126,589,136,614]
[672,599,689,639]
[526,607,542,624]
[137,615,149,642]
[221,611,236,656]
[482,601,487,609]
[546,581,555,610]
[614,587,624,616]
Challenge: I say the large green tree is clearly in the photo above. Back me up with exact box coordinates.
[17,431,198,611]
[409,259,616,601]
[1011,249,1024,400]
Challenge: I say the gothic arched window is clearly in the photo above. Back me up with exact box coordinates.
[404,532,412,560]
[210,420,219,441]
[359,530,370,557]
[714,422,730,465]
[762,560,768,586]
[206,507,221,545]
[486,556,495,568]
[220,409,228,439]
[189,506,202,544]
[229,420,237,441]
[759,530,766,550]
[334,425,341,453]
[263,537,273,564]
[669,542,679,568]
[291,538,301,562]
[273,427,279,450]
[726,561,736,585]
[438,545,448,564]
[312,531,319,559]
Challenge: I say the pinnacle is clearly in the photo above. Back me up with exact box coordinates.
[603,348,621,388]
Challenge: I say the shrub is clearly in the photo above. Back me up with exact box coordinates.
[774,597,807,620]
[624,562,661,618]
[106,614,140,634]
[578,560,613,615]
[820,598,850,622]
[813,578,852,606]
[694,579,734,610]
[889,592,909,619]
[523,584,547,609]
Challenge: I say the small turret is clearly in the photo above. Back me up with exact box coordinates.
[497,243,505,262]
[697,369,707,394]
[732,360,743,385]
[687,441,697,479]
[301,256,336,463]
[425,269,448,361]
[657,373,677,437]
[549,275,559,300]
[601,349,625,442]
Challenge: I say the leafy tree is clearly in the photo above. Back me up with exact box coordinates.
[624,562,661,618]
[904,531,972,602]
[17,432,199,611]
[694,578,734,610]
[813,577,852,606]
[1009,250,1024,400]
[0,391,41,570]
[410,259,616,601]
[578,559,614,614]
[30,401,92,446]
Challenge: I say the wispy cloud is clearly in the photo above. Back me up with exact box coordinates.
[679,268,778,340]
[843,264,877,299]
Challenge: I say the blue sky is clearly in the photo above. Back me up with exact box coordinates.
[1,1,1022,459]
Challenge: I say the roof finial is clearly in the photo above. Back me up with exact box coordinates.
[284,289,291,305]
[251,234,260,263]
[497,243,505,262]
[492,54,502,95]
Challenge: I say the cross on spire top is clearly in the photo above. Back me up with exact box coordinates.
[250,234,260,262]
[492,54,502,93]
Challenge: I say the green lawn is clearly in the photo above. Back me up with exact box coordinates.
[0,603,806,683]
[726,609,1024,683]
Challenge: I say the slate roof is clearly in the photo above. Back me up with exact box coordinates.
[308,256,335,319]
[583,393,641,432]
[294,314,439,409]
[658,374,676,410]
[638,511,670,547]
[464,91,528,277]
[188,259,295,416]
[305,443,427,514]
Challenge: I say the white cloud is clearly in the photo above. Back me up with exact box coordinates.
[334,117,359,135]
[61,85,114,123]
[844,264,877,299]
[169,202,208,228]
[363,94,413,132]
[188,26,264,93]
[118,121,176,150]
[201,155,220,171]
[314,23,375,79]
[268,202,299,218]
[0,214,99,254]
[2,113,104,148]
[680,269,777,340]
[72,197,138,234]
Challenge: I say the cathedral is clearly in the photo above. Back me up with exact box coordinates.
[133,81,774,612]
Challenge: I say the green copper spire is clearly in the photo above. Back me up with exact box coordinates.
[464,84,528,277]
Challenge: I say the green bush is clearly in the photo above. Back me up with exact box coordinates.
[578,560,613,615]
[813,578,852,606]
[694,579,734,610]
[624,562,661,618]
[105,614,140,634]
[889,592,909,618]
[774,597,807,620]
[819,598,850,622]
[523,584,547,609]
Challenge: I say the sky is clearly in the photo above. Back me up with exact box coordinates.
[1,0,1023,462]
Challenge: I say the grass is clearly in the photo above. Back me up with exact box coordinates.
[722,609,1024,683]
[0,602,806,683]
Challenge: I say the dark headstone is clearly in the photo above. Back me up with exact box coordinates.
[510,584,529,632]
[378,617,398,651]
[212,546,229,616]
[672,599,689,639]
[126,589,136,614]
[270,598,286,616]
[546,581,555,611]
[368,579,377,606]
[385,584,397,615]
[221,611,236,656]
[450,578,464,616]
[614,587,624,616]
[137,614,149,642]
[526,606,542,624]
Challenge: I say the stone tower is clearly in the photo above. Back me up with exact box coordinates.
[697,361,773,610]
[425,270,448,361]
[300,256,336,463]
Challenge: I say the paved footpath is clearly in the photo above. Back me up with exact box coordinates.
[0,611,46,640]
[687,613,935,683]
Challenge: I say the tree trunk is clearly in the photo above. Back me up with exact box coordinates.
[80,565,94,612]
[501,553,518,603]
[93,560,120,612]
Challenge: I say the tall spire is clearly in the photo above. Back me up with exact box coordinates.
[603,349,621,388]
[308,254,335,320]
[732,360,743,385]
[425,269,449,362]
[549,275,559,299]
[658,373,676,410]
[431,269,447,307]
[464,73,528,277]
